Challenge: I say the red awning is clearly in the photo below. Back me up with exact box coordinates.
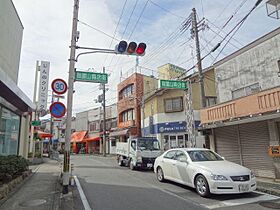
[71,131,87,143]
[36,130,53,138]
[83,137,100,142]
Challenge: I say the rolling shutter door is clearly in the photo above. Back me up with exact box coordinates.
[239,121,275,178]
[215,125,241,165]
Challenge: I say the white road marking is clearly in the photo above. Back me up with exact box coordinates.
[202,191,280,209]
[74,175,92,210]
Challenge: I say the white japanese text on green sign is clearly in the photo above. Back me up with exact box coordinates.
[75,71,108,83]
[159,79,187,89]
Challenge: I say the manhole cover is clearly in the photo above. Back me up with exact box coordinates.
[259,201,280,209]
[19,199,47,207]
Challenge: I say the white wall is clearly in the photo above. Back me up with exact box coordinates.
[0,0,23,83]
[75,111,88,131]
[216,30,280,103]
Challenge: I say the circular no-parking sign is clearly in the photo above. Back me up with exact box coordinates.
[50,102,66,118]
[51,79,67,95]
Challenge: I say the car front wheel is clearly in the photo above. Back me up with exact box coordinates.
[195,175,210,197]
[157,167,165,182]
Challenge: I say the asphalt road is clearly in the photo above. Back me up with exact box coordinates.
[72,155,280,210]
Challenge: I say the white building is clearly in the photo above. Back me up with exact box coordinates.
[0,0,35,158]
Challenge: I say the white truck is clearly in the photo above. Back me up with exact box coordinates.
[116,137,162,170]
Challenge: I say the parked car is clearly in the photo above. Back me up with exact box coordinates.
[154,148,256,197]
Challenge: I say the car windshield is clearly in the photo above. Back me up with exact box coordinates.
[137,138,160,151]
[187,150,224,162]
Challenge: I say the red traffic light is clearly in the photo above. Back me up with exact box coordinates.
[115,41,146,56]
[136,43,146,55]
[127,42,137,54]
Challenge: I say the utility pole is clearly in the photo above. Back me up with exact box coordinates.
[31,61,40,158]
[102,67,106,157]
[192,8,206,108]
[63,0,79,194]
[49,91,54,158]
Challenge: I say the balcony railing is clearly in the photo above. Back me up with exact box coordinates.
[118,120,135,128]
[201,86,280,124]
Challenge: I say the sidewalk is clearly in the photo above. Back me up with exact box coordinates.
[0,158,61,210]
[257,177,280,197]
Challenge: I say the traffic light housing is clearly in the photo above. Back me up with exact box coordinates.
[115,40,146,56]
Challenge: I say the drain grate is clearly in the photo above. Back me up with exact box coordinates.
[259,201,280,209]
[19,199,47,207]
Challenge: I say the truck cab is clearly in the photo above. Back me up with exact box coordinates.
[116,137,161,170]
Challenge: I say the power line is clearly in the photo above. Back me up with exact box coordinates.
[103,0,128,66]
[128,0,149,41]
[149,0,185,19]
[212,0,263,63]
[78,20,120,41]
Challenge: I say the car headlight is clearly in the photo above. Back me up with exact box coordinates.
[211,174,228,181]
[250,171,255,178]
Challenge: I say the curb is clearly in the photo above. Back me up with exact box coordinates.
[0,167,37,206]
[257,186,280,197]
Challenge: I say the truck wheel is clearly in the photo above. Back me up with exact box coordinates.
[118,156,124,166]
[129,159,135,170]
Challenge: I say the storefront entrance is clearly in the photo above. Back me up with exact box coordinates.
[163,134,187,150]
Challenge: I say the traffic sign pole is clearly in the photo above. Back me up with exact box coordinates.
[63,0,79,194]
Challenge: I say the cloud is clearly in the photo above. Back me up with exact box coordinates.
[13,0,279,114]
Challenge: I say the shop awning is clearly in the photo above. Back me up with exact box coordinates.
[36,130,53,138]
[109,129,128,137]
[83,137,100,142]
[71,131,87,143]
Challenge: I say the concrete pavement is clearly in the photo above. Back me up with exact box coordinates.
[0,158,61,210]
[72,155,280,210]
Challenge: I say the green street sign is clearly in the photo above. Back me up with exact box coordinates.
[159,79,187,89]
[32,121,41,126]
[75,71,108,83]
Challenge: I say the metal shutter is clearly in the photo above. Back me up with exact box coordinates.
[215,125,241,165]
[239,121,275,178]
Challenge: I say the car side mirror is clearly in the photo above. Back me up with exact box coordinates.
[178,157,188,164]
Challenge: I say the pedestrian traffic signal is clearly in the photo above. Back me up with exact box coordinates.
[115,40,146,56]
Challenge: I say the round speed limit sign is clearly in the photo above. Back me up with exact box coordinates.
[51,79,68,95]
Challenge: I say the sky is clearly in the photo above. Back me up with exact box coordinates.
[13,0,279,115]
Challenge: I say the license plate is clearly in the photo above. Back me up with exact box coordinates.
[239,184,249,192]
[147,163,153,168]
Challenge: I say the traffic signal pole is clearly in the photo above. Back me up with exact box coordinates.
[192,8,206,108]
[102,67,106,157]
[63,0,79,194]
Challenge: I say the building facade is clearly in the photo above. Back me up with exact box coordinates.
[142,64,216,150]
[200,27,280,179]
[72,104,117,154]
[0,0,35,158]
[110,73,158,142]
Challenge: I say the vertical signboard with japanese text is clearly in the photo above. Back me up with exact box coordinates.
[38,61,50,111]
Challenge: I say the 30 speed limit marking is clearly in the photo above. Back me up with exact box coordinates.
[51,79,68,95]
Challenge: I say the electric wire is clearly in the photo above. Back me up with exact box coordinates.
[149,0,185,19]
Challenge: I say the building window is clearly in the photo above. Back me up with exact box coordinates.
[0,106,20,155]
[119,84,134,100]
[89,122,96,131]
[111,139,116,147]
[205,96,217,107]
[164,97,183,112]
[121,109,135,122]
[232,83,260,99]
